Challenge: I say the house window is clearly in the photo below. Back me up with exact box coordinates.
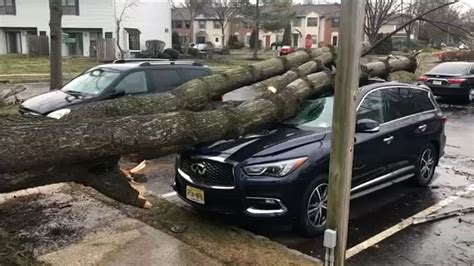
[184,21,191,29]
[40,31,47,36]
[105,32,113,38]
[215,37,219,43]
[213,21,221,29]
[0,0,16,15]
[292,17,302,27]
[311,35,317,45]
[125,28,141,50]
[62,0,79,16]
[307,17,318,27]
[276,35,283,43]
[174,21,183,29]
[332,35,338,46]
[332,17,340,27]
[199,21,206,29]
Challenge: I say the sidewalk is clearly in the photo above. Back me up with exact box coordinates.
[0,183,319,265]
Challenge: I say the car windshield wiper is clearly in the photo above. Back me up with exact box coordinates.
[64,90,84,95]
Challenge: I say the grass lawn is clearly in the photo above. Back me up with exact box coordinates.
[0,54,97,75]
[0,49,276,82]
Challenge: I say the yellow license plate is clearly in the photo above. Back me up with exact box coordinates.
[186,186,205,204]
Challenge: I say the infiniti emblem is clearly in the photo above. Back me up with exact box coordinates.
[191,163,206,175]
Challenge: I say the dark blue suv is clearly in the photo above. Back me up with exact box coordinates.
[173,82,446,236]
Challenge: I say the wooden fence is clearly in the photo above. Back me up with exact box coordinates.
[26,36,49,56]
[97,38,116,62]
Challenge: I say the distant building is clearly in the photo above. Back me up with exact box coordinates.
[172,6,231,47]
[171,3,341,49]
[0,0,172,57]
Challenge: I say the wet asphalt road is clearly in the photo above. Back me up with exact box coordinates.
[142,97,474,265]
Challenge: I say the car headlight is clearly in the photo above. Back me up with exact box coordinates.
[243,157,308,177]
[46,108,71,119]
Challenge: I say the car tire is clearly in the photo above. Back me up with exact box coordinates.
[412,143,438,186]
[297,175,328,237]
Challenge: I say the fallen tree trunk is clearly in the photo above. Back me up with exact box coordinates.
[63,48,330,120]
[0,56,416,196]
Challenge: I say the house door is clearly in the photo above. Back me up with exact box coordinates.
[7,32,21,53]
[265,36,270,48]
[66,33,83,56]
[292,34,299,47]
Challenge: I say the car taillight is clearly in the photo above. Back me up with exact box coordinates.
[419,76,428,82]
[447,78,466,84]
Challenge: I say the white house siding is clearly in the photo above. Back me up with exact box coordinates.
[0,0,171,57]
[117,0,171,55]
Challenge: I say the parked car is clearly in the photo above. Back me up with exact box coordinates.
[19,60,212,118]
[279,46,295,56]
[419,62,474,101]
[173,82,446,236]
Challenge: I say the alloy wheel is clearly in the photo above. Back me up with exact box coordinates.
[469,89,474,102]
[420,148,435,180]
[307,183,328,227]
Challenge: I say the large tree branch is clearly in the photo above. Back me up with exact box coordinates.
[421,18,473,36]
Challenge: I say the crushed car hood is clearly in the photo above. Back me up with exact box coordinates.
[20,90,90,115]
[194,127,327,161]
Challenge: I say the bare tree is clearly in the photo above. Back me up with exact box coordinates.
[364,0,402,45]
[49,0,62,90]
[363,0,458,56]
[235,0,292,59]
[116,0,140,59]
[207,0,235,48]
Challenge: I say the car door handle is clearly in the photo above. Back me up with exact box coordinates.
[383,136,394,144]
[418,124,427,132]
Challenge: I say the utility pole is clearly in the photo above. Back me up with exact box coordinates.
[325,0,365,265]
[49,0,63,90]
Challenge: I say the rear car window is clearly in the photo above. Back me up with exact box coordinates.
[148,69,182,93]
[428,63,470,75]
[383,87,434,121]
[181,69,210,83]
[412,90,435,112]
[384,87,417,121]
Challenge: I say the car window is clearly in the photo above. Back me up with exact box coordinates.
[148,69,182,93]
[115,71,148,94]
[428,63,470,75]
[384,87,417,121]
[284,96,334,128]
[413,89,435,112]
[357,90,385,124]
[181,69,209,83]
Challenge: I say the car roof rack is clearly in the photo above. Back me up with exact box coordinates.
[138,61,205,67]
[113,58,170,64]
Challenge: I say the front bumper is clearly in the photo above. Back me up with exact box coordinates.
[174,169,293,218]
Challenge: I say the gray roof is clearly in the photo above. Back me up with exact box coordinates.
[291,4,341,17]
[172,3,341,20]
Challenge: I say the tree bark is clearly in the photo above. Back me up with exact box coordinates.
[0,56,416,179]
[49,0,63,90]
[64,48,329,120]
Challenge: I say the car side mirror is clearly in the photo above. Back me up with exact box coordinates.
[111,88,125,97]
[356,119,380,133]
